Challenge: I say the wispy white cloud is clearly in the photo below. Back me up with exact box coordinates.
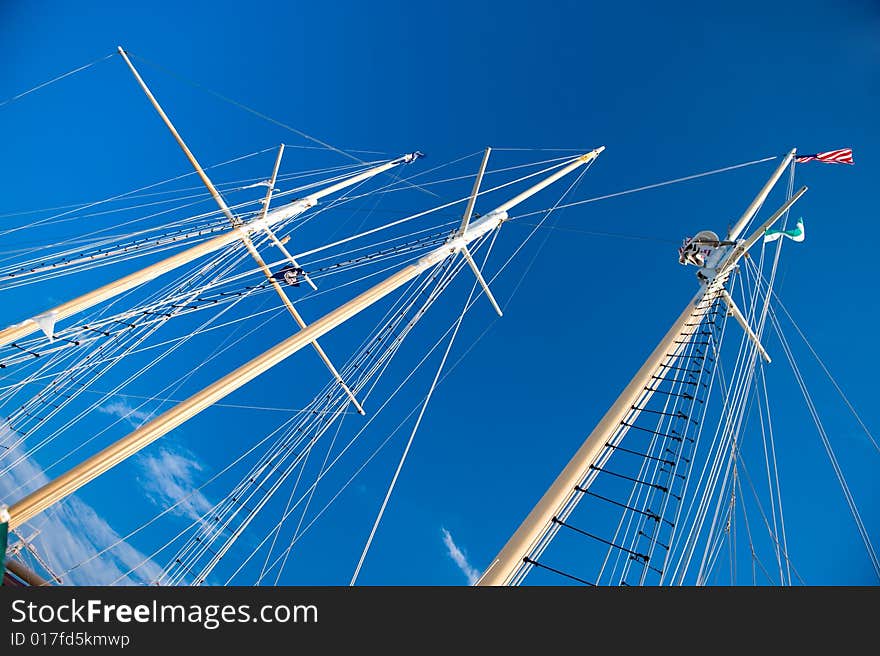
[97,400,153,427]
[0,423,163,585]
[137,446,213,523]
[441,527,480,585]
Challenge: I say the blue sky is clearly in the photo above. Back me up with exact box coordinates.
[0,1,878,585]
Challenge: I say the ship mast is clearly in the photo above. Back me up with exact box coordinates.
[3,146,603,530]
[0,48,428,414]
[477,149,803,586]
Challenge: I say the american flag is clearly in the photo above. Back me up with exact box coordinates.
[794,148,854,164]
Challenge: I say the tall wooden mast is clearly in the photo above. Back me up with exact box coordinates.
[478,151,802,586]
[5,148,604,530]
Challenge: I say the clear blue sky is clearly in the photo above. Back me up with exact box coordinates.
[0,0,877,585]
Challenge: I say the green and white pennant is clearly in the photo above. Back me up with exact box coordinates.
[764,217,805,243]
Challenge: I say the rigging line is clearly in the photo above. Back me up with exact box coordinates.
[83,412,308,584]
[734,453,807,585]
[55,217,495,581]
[1,230,442,336]
[77,390,338,414]
[491,147,605,152]
[436,174,592,574]
[272,410,350,585]
[1,205,246,272]
[0,52,116,108]
[634,317,720,583]
[745,259,877,578]
[0,213,232,269]
[753,367,784,584]
[240,299,389,581]
[213,324,432,581]
[756,280,880,456]
[735,471,775,585]
[236,244,497,579]
[487,161,595,309]
[290,156,579,261]
[0,238,237,400]
[512,223,679,245]
[690,280,766,573]
[281,144,386,155]
[5,187,228,235]
[186,254,470,582]
[362,154,577,195]
[220,264,461,581]
[523,245,691,581]
[4,231,258,318]
[287,170,380,237]
[0,245,256,488]
[298,224,454,270]
[520,192,696,580]
[693,330,761,582]
[1,292,230,482]
[256,407,331,584]
[627,364,699,581]
[465,168,596,585]
[126,51,380,160]
[195,265,460,582]
[258,265,487,577]
[125,51,436,200]
[297,155,589,218]
[0,244,434,374]
[155,353,359,579]
[663,313,731,584]
[79,239,438,336]
[759,363,791,586]
[0,162,365,223]
[28,223,447,323]
[129,289,280,431]
[7,212,230,259]
[0,218,229,278]
[0,147,277,240]
[766,299,880,580]
[284,143,391,156]
[0,275,193,466]
[668,321,745,582]
[0,158,376,264]
[508,156,779,221]
[754,363,786,585]
[176,397,351,584]
[748,157,791,377]
[696,438,739,585]
[0,156,372,228]
[349,253,480,586]
[249,224,581,574]
[370,151,482,187]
